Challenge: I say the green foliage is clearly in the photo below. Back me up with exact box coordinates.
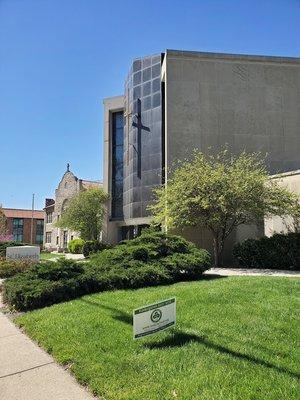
[16,278,300,400]
[233,233,300,270]
[0,241,25,257]
[68,238,85,254]
[0,207,8,235]
[3,259,86,310]
[82,240,111,258]
[150,149,299,266]
[3,231,211,311]
[89,230,211,279]
[56,187,109,240]
[0,259,34,278]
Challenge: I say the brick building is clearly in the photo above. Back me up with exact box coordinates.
[2,208,44,245]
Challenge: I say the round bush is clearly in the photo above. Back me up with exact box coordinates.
[68,238,85,254]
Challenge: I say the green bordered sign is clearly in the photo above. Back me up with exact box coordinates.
[133,298,176,339]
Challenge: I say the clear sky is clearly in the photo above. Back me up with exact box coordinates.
[0,0,299,209]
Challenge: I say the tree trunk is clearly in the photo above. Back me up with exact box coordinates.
[212,234,223,268]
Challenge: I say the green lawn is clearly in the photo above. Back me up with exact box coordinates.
[40,252,65,261]
[16,277,300,400]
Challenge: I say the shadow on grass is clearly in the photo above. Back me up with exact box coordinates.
[144,330,300,380]
[80,298,132,325]
[198,274,227,281]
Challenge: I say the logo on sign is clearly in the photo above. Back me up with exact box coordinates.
[150,308,162,323]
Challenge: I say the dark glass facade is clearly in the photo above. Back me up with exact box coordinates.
[123,53,163,220]
[111,111,124,219]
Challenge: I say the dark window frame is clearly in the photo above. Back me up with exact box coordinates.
[111,111,124,219]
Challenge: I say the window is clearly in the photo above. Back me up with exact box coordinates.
[46,212,53,223]
[45,232,51,243]
[36,220,44,244]
[63,230,68,247]
[56,236,59,245]
[13,218,23,242]
[111,111,124,219]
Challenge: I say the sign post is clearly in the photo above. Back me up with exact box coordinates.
[133,298,176,340]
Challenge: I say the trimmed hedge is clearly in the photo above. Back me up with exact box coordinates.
[82,240,111,258]
[0,242,25,257]
[233,232,300,270]
[0,259,34,278]
[4,231,211,311]
[68,238,85,254]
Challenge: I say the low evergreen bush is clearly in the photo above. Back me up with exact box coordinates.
[3,231,211,311]
[82,240,110,258]
[233,232,300,270]
[0,259,35,278]
[68,238,85,254]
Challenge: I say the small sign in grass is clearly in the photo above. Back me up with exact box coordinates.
[133,297,176,339]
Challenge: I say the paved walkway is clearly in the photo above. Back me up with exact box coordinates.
[0,313,96,400]
[205,267,300,278]
[50,252,85,261]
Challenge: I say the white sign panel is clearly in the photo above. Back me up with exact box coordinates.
[133,298,176,339]
[6,246,40,262]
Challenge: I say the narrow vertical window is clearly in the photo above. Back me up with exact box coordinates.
[13,218,23,242]
[111,112,124,218]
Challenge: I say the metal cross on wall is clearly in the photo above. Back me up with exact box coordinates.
[132,98,150,179]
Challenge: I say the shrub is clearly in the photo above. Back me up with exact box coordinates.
[233,232,300,270]
[3,232,211,311]
[68,238,85,254]
[0,242,25,257]
[89,231,211,278]
[3,259,86,310]
[82,240,111,258]
[0,259,35,278]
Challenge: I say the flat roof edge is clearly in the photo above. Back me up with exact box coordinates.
[103,95,124,104]
[165,49,300,64]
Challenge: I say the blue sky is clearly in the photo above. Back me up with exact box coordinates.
[0,0,299,209]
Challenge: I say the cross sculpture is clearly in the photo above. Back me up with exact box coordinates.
[132,99,150,179]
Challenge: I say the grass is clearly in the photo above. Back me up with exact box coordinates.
[16,277,300,400]
[40,252,65,261]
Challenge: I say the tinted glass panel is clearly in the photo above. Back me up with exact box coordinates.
[142,82,151,97]
[152,78,160,93]
[111,112,124,219]
[142,67,151,82]
[152,63,160,78]
[133,71,141,85]
[152,92,161,108]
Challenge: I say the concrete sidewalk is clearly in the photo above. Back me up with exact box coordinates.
[0,313,96,400]
[205,267,300,278]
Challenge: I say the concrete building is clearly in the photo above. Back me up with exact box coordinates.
[44,165,102,251]
[2,208,44,245]
[103,50,300,259]
[265,170,300,236]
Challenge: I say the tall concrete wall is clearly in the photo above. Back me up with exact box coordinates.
[163,50,300,263]
[164,50,300,174]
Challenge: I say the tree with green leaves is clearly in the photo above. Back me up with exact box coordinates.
[149,150,299,267]
[56,188,109,241]
[0,206,8,235]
